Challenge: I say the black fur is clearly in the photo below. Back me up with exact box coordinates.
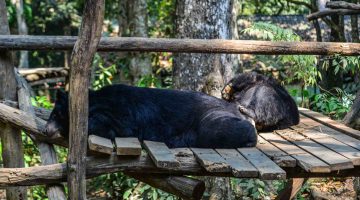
[221,72,299,131]
[45,84,257,148]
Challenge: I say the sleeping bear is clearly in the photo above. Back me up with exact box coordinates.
[221,72,299,131]
[45,84,257,148]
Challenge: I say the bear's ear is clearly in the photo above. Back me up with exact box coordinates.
[56,90,67,101]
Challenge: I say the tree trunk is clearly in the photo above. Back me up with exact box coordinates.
[127,0,152,84]
[174,0,238,199]
[0,1,27,199]
[318,0,344,92]
[343,90,360,130]
[11,0,28,68]
[67,0,104,199]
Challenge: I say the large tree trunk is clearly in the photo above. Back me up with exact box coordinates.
[11,0,28,68]
[0,1,27,199]
[173,0,238,199]
[127,0,152,84]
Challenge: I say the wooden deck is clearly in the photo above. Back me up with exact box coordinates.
[88,108,360,180]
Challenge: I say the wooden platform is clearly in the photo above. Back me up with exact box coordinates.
[88,108,360,180]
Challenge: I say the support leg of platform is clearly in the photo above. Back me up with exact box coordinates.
[275,178,307,200]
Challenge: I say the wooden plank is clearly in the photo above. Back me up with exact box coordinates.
[88,135,114,155]
[276,130,354,171]
[115,137,142,156]
[257,135,297,167]
[293,122,360,166]
[260,132,331,173]
[299,107,360,139]
[238,148,286,180]
[300,115,360,151]
[215,149,258,178]
[143,140,180,169]
[191,148,231,173]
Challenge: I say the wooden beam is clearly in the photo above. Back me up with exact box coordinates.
[0,1,27,199]
[88,135,114,155]
[14,69,66,200]
[67,0,104,199]
[326,1,360,10]
[115,137,142,156]
[307,9,360,20]
[2,36,360,55]
[0,102,66,146]
[2,150,360,187]
[19,67,67,82]
[143,141,180,168]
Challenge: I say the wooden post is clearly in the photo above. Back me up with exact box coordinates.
[0,1,27,199]
[67,0,104,199]
[14,69,66,200]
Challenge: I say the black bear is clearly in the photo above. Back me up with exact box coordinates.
[221,72,299,131]
[45,84,257,148]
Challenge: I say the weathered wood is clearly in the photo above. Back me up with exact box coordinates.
[15,69,66,200]
[293,122,360,166]
[2,36,360,55]
[0,103,66,146]
[257,135,297,167]
[299,107,360,139]
[29,77,65,86]
[0,100,52,120]
[115,137,142,155]
[260,132,331,173]
[88,135,114,155]
[19,67,68,82]
[126,173,205,200]
[191,148,231,173]
[215,149,258,178]
[276,129,353,171]
[0,1,27,199]
[4,150,360,186]
[307,9,360,20]
[67,0,104,199]
[300,115,360,151]
[238,148,286,180]
[143,141,180,168]
[275,178,307,200]
[326,1,360,10]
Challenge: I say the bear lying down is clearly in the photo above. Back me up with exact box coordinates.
[221,72,299,131]
[45,84,257,148]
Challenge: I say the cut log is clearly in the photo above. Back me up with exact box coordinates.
[0,100,52,120]
[215,149,258,177]
[260,132,330,173]
[276,129,354,171]
[257,135,297,167]
[238,148,286,180]
[143,140,180,168]
[2,36,360,55]
[191,148,231,173]
[88,135,114,155]
[126,173,205,200]
[115,137,142,156]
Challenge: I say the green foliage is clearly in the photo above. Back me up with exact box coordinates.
[92,54,117,90]
[137,74,162,88]
[147,0,176,37]
[232,178,285,199]
[244,22,320,87]
[240,0,310,15]
[31,96,53,109]
[311,88,355,120]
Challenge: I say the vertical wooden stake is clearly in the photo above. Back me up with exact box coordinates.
[67,0,104,199]
[0,1,27,199]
